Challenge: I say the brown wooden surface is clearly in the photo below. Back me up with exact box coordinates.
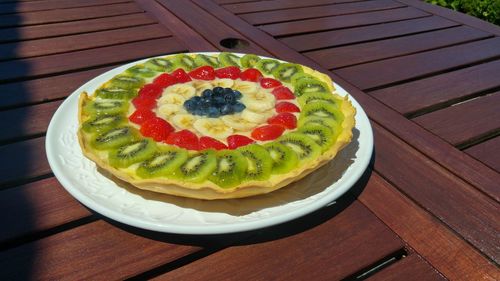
[0,0,499,280]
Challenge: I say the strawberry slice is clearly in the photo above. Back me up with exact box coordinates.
[165,129,200,150]
[271,86,295,100]
[129,108,156,125]
[239,68,262,82]
[140,117,174,142]
[215,66,241,80]
[132,95,157,110]
[199,136,228,150]
[268,112,297,129]
[153,73,177,88]
[172,68,192,83]
[189,66,215,80]
[138,83,163,99]
[260,78,282,89]
[227,135,255,149]
[275,102,300,113]
[251,125,285,141]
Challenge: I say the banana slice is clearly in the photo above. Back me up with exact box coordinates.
[221,115,258,132]
[211,78,234,88]
[158,93,185,106]
[192,81,213,95]
[241,89,275,112]
[158,104,182,118]
[165,84,196,99]
[171,114,197,130]
[194,118,233,140]
[241,109,269,123]
[233,80,258,95]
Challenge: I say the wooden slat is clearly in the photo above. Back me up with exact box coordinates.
[372,122,500,262]
[154,202,404,281]
[0,24,171,60]
[0,220,201,280]
[260,7,429,37]
[336,37,500,90]
[370,60,500,115]
[359,174,500,280]
[0,2,142,28]
[280,16,458,52]
[224,0,362,14]
[240,0,405,25]
[0,66,113,109]
[306,26,491,69]
[413,92,500,146]
[0,100,61,143]
[465,136,500,172]
[367,253,444,281]
[0,177,91,243]
[0,0,130,15]
[0,137,50,187]
[0,13,157,43]
[0,37,186,82]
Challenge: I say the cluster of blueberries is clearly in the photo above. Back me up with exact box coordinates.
[184,87,246,117]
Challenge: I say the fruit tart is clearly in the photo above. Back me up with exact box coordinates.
[77,52,356,199]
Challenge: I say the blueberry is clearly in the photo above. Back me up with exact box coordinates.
[214,95,225,104]
[221,104,233,115]
[233,90,242,99]
[208,107,220,117]
[233,102,246,112]
[224,93,235,103]
[213,87,224,95]
[184,99,196,110]
[223,88,233,95]
[192,96,202,103]
[202,89,213,99]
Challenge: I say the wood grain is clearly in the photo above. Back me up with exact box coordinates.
[367,253,444,281]
[465,136,500,172]
[305,26,491,69]
[0,177,91,243]
[224,0,362,14]
[335,37,500,90]
[0,24,171,60]
[359,173,500,280]
[240,0,405,25]
[0,37,186,82]
[0,220,201,280]
[0,2,143,28]
[372,122,500,262]
[260,7,429,37]
[154,202,404,281]
[370,59,500,115]
[0,13,156,43]
[413,92,500,146]
[0,0,130,15]
[280,16,458,52]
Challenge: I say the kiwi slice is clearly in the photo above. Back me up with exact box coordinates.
[172,54,197,71]
[126,65,158,78]
[144,58,175,72]
[238,144,272,181]
[290,72,316,87]
[263,142,298,175]
[297,92,340,108]
[293,78,329,97]
[82,114,124,134]
[272,63,303,83]
[136,146,189,178]
[90,126,137,150]
[209,150,247,188]
[218,52,241,67]
[83,99,129,116]
[95,88,137,100]
[108,75,145,89]
[108,139,156,168]
[298,116,340,133]
[194,54,220,68]
[298,124,334,152]
[301,102,344,122]
[173,150,217,182]
[256,59,280,75]
[278,132,321,163]
[240,54,261,68]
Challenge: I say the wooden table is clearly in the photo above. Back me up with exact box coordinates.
[0,0,498,280]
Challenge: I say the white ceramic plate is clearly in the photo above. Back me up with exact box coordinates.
[46,53,373,235]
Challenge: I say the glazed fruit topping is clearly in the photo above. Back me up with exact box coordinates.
[268,112,297,129]
[239,68,263,82]
[260,78,282,89]
[183,87,245,117]
[199,136,228,150]
[227,135,255,149]
[165,129,200,150]
[189,65,215,80]
[129,108,156,125]
[140,117,174,142]
[172,68,192,83]
[251,125,285,141]
[271,86,295,100]
[275,102,300,113]
[215,66,241,80]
